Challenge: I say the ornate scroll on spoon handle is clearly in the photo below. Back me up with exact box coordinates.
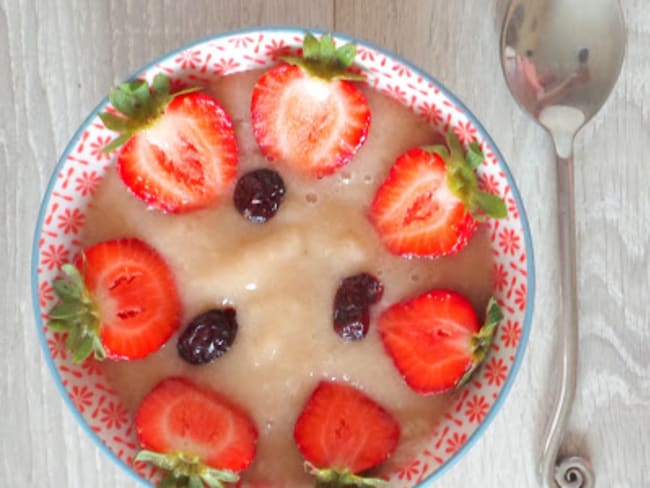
[540,153,594,488]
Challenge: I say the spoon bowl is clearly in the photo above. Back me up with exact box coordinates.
[500,1,625,487]
[502,0,625,154]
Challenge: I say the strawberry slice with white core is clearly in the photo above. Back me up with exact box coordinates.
[378,290,503,395]
[369,130,507,257]
[294,380,399,487]
[134,377,258,488]
[370,147,476,257]
[47,238,181,363]
[251,33,370,177]
[100,75,238,213]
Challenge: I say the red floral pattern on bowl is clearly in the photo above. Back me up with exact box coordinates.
[31,28,534,487]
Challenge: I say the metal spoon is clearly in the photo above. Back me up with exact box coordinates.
[499,1,625,487]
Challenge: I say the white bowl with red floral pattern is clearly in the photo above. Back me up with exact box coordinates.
[31,27,534,487]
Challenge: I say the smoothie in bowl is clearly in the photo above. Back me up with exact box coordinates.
[33,28,534,488]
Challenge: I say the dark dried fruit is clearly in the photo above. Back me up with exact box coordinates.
[233,168,285,223]
[334,306,370,341]
[340,273,385,305]
[177,308,238,365]
[333,273,384,341]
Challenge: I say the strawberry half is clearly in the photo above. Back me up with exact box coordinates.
[47,238,181,362]
[134,377,258,488]
[378,290,503,395]
[294,380,399,487]
[100,75,238,213]
[251,33,370,177]
[369,130,507,257]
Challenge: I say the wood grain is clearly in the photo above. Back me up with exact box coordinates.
[1,0,648,486]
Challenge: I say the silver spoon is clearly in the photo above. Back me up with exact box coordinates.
[499,1,625,487]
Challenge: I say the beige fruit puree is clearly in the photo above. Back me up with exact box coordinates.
[82,70,494,486]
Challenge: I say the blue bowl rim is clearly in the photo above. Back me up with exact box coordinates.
[31,25,535,487]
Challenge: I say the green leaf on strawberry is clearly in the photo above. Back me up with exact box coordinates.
[134,450,239,488]
[305,461,388,488]
[280,32,365,81]
[335,43,357,68]
[457,296,505,388]
[99,74,199,153]
[47,261,105,364]
[318,33,336,62]
[302,32,320,59]
[466,141,485,169]
[424,130,507,222]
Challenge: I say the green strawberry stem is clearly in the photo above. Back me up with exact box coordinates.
[423,130,508,221]
[304,461,388,488]
[47,262,105,364]
[134,450,239,488]
[100,74,199,153]
[457,297,504,388]
[280,32,366,82]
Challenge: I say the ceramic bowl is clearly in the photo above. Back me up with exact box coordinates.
[31,27,534,487]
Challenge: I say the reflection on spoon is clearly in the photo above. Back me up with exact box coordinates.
[503,47,591,118]
[539,106,585,158]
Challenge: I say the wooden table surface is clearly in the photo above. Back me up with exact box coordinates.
[2,0,648,486]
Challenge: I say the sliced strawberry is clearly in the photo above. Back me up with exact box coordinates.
[370,147,477,257]
[134,378,258,487]
[251,33,370,177]
[100,75,238,213]
[294,380,399,485]
[135,377,258,470]
[378,290,503,395]
[47,238,181,362]
[369,130,507,257]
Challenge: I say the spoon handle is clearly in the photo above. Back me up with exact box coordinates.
[540,152,594,488]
